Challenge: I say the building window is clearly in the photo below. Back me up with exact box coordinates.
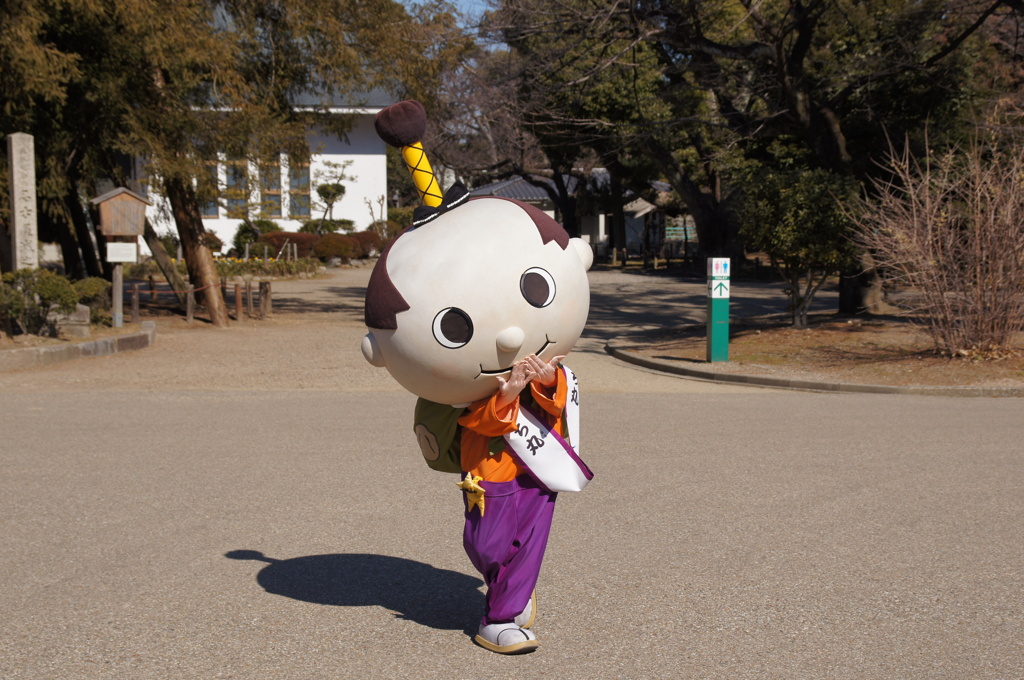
[289,161,310,218]
[224,157,249,219]
[198,161,219,218]
[260,161,282,219]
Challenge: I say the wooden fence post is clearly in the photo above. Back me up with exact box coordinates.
[246,280,254,317]
[234,283,242,320]
[258,281,271,318]
[148,274,157,302]
[131,284,140,323]
[186,285,195,322]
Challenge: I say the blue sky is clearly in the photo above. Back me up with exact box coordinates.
[404,0,489,25]
[401,0,491,30]
[455,0,489,17]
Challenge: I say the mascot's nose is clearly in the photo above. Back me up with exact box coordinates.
[496,326,525,353]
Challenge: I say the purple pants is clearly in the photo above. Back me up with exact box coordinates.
[462,474,557,625]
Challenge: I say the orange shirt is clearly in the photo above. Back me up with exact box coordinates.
[457,371,568,482]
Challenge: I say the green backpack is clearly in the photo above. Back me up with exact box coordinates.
[413,398,464,474]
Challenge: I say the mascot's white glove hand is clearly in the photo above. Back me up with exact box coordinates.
[495,361,531,409]
[496,354,565,409]
[525,354,565,388]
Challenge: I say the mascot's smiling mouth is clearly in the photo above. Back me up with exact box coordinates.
[478,337,554,377]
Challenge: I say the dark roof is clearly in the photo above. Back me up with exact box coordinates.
[470,175,580,203]
[291,87,394,110]
[471,172,672,202]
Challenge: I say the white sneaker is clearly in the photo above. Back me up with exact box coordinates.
[474,622,539,654]
[514,590,537,629]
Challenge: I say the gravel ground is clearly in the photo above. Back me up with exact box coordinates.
[1,267,1022,679]
[0,266,774,394]
[6,264,1019,392]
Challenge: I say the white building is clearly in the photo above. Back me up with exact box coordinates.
[144,99,390,254]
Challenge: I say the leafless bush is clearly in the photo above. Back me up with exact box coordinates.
[854,139,1024,357]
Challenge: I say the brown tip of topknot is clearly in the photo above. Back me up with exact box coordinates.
[375,100,427,148]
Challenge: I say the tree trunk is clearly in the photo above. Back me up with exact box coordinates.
[644,138,744,260]
[838,251,892,315]
[522,171,579,236]
[607,171,627,256]
[38,207,86,279]
[65,187,105,278]
[793,306,808,329]
[143,219,189,306]
[550,172,578,237]
[0,213,10,273]
[164,177,229,327]
[54,219,86,280]
[838,268,863,315]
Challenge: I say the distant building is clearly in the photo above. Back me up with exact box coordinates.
[469,172,682,258]
[141,92,393,254]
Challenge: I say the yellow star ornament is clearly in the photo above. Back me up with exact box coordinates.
[456,474,486,516]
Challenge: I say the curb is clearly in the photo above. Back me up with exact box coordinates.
[0,321,156,373]
[606,341,1024,398]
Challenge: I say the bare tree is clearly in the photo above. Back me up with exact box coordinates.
[855,135,1024,356]
[427,48,550,184]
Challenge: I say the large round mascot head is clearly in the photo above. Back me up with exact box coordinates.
[361,188,593,406]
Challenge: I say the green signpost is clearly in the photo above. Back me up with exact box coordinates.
[707,258,730,362]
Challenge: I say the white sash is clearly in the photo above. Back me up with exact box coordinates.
[503,366,592,493]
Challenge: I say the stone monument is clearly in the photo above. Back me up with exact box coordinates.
[6,133,39,271]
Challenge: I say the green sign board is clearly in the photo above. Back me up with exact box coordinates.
[707,258,730,362]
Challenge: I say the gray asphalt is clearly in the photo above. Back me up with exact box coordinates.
[1,268,1022,679]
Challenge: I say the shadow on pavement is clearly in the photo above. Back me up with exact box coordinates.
[268,286,368,318]
[225,550,483,632]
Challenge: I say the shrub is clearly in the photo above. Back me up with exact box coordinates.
[214,258,320,278]
[124,259,163,280]
[201,231,224,252]
[74,277,112,325]
[251,219,279,233]
[388,206,414,228]
[738,166,859,328]
[0,282,25,337]
[855,137,1024,356]
[314,233,358,262]
[299,218,354,234]
[351,230,383,258]
[370,219,404,244]
[256,231,320,258]
[0,269,79,336]
[158,231,180,257]
[233,219,280,252]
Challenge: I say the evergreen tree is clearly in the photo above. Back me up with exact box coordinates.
[1,0,469,325]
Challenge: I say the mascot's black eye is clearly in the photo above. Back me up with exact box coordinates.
[432,307,474,349]
[521,267,556,308]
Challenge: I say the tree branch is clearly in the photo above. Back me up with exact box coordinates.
[923,0,1013,68]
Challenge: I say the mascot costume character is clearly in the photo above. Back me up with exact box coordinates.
[362,100,594,655]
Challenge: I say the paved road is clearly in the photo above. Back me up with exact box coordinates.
[1,268,1021,679]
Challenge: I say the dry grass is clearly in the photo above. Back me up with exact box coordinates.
[630,316,1024,388]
